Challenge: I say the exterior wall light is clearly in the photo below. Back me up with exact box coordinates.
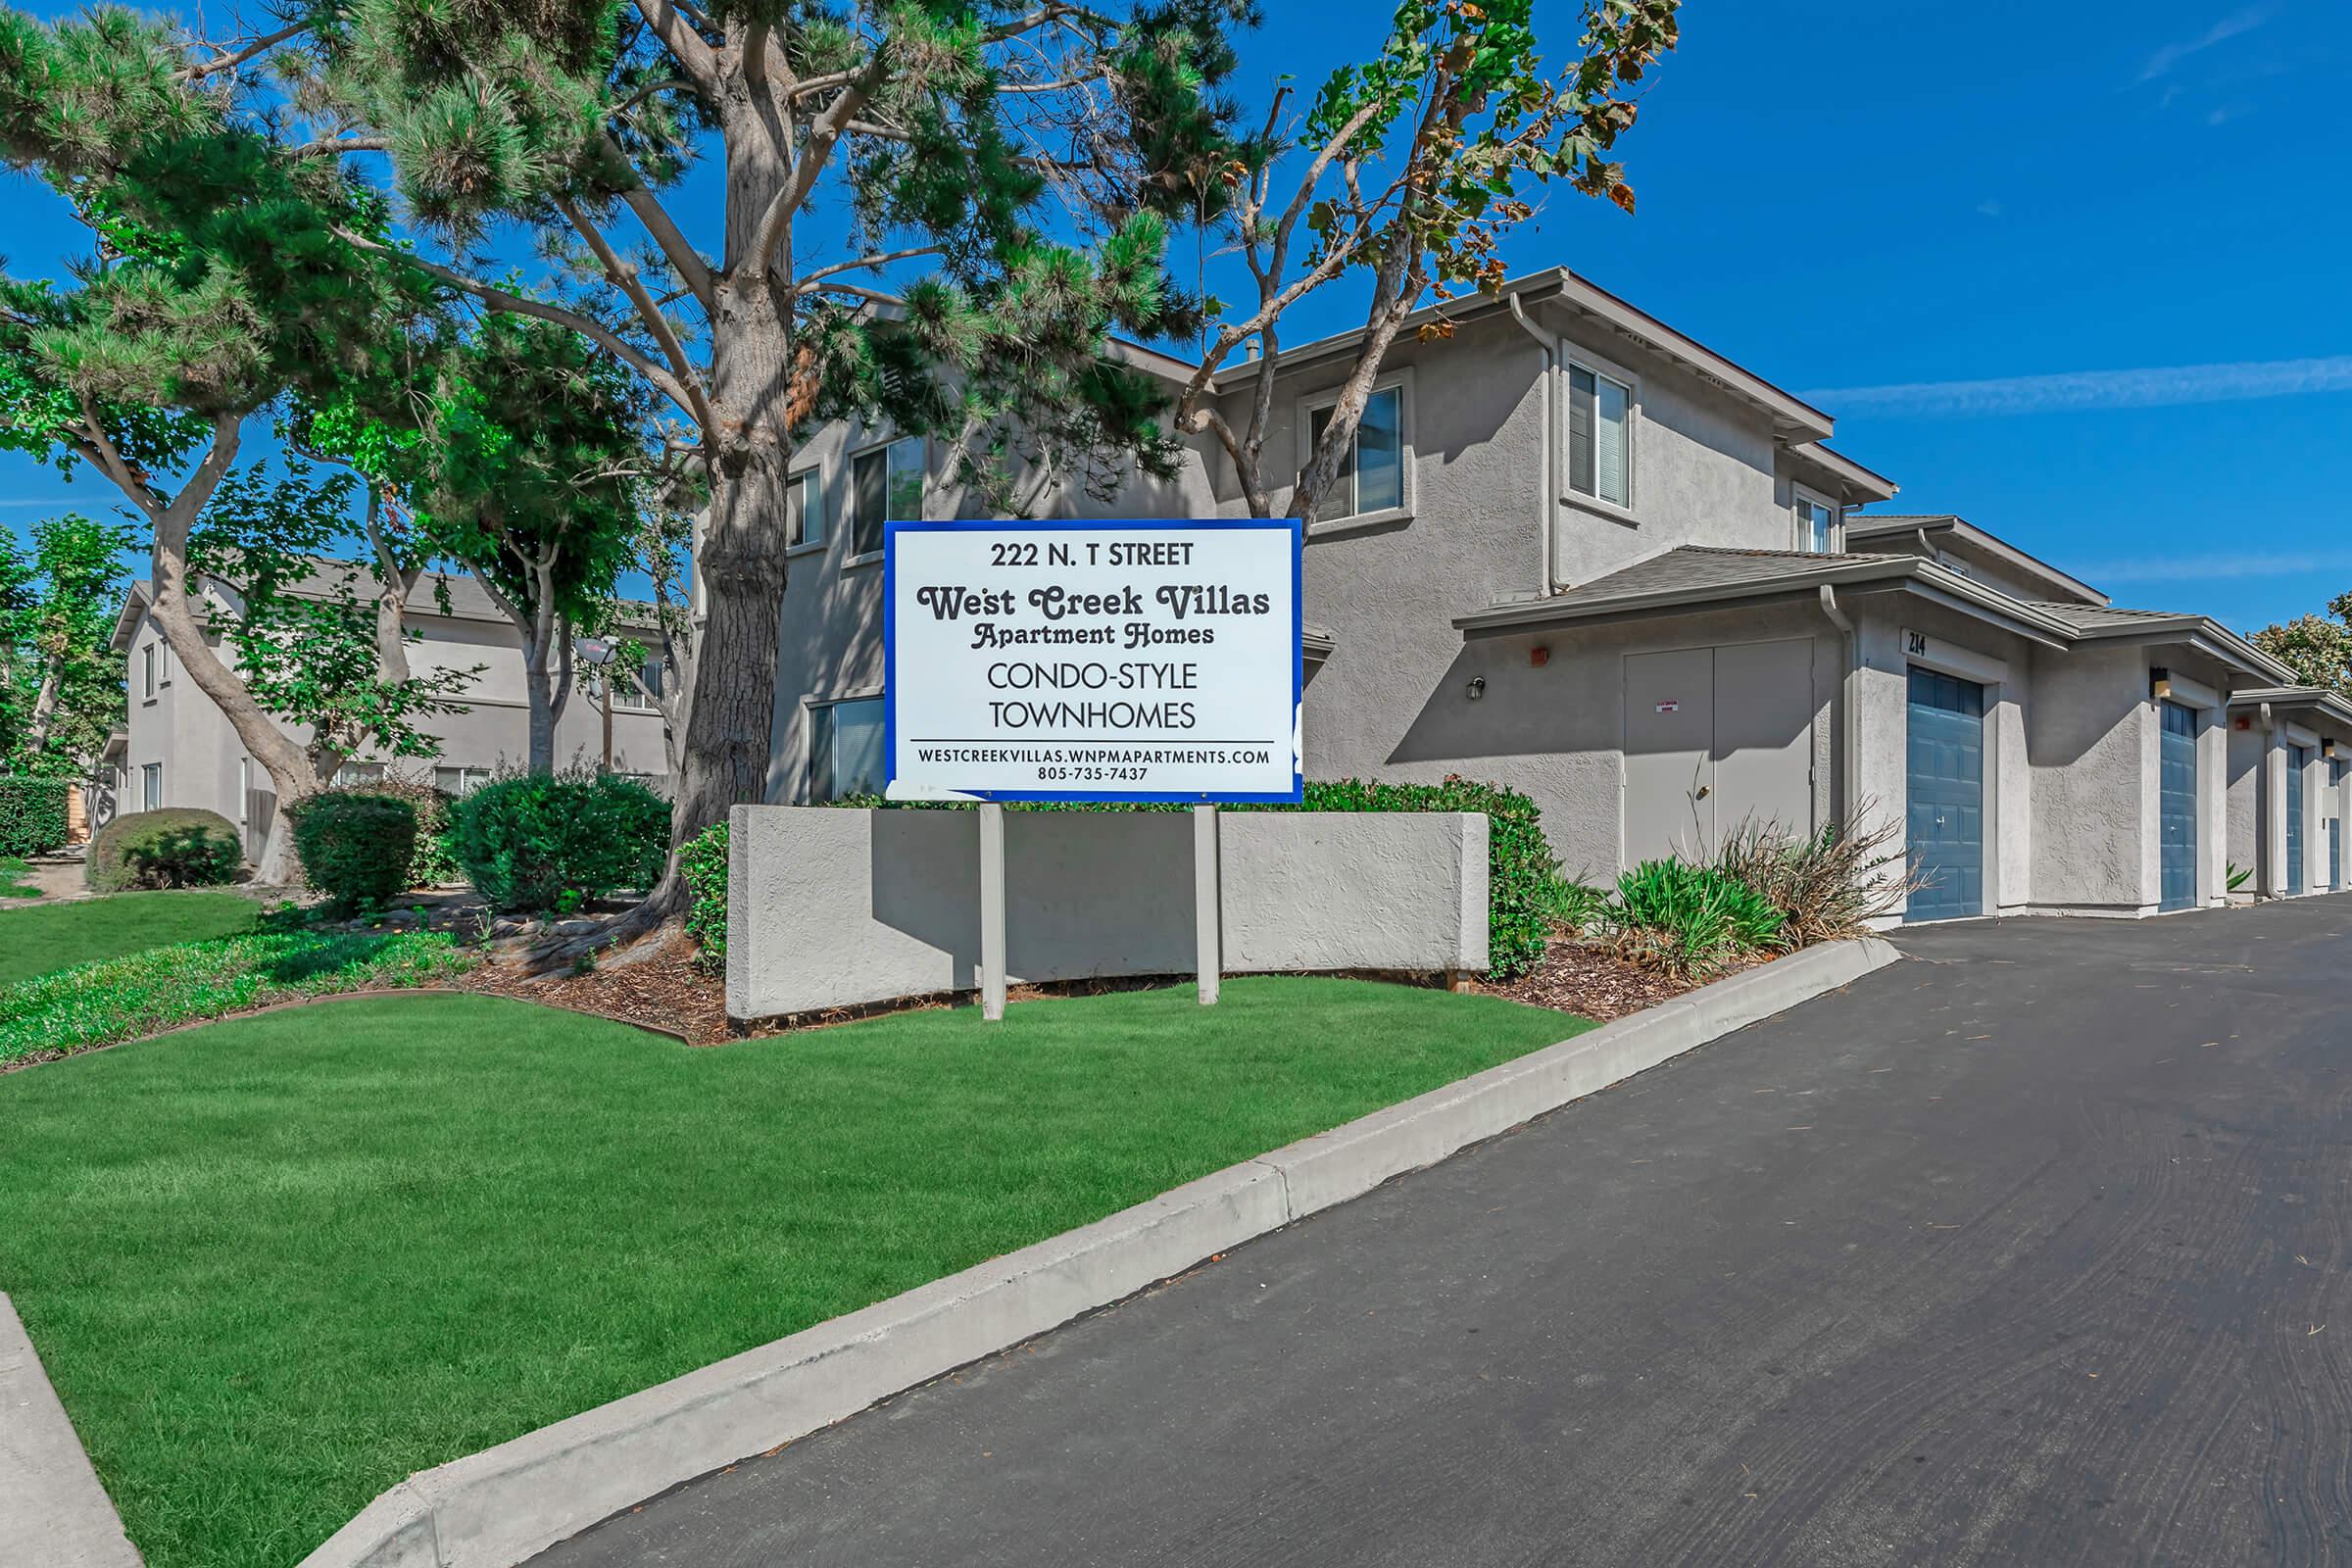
[1529,645,1550,668]
[2149,666,2172,702]
[1465,676,1487,701]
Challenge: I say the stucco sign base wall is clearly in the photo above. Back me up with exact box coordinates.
[725,807,1489,1019]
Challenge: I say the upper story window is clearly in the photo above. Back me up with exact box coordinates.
[141,643,158,699]
[1304,382,1406,521]
[809,695,886,801]
[1567,363,1632,510]
[787,468,826,551]
[852,437,925,559]
[1795,495,1838,554]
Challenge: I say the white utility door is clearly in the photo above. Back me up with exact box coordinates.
[1623,639,1814,870]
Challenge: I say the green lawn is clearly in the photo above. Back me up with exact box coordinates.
[0,857,37,898]
[0,890,261,986]
[0,982,1584,1568]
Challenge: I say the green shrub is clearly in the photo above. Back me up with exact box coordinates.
[1611,858,1788,979]
[1712,814,1913,947]
[87,808,243,893]
[831,774,1561,980]
[292,792,419,914]
[679,820,729,972]
[453,770,670,912]
[0,776,71,858]
[333,771,464,887]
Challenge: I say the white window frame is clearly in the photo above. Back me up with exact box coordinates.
[141,642,157,701]
[1563,351,1639,519]
[1295,369,1415,535]
[846,435,925,567]
[141,761,162,811]
[806,690,888,802]
[785,466,827,556]
[1792,485,1840,554]
[433,764,493,796]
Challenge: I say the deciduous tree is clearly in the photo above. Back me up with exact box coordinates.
[1172,0,1679,524]
[0,511,135,769]
[2252,601,2352,694]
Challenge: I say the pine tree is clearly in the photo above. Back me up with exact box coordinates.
[275,0,1254,929]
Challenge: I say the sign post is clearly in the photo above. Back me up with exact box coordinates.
[885,518,1302,1015]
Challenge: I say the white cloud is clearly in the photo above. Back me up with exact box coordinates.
[2140,6,2277,82]
[1975,199,2004,218]
[2137,5,2275,83]
[2071,550,2352,584]
[1803,356,2352,418]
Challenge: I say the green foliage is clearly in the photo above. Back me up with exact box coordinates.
[452,770,669,911]
[291,791,419,913]
[1537,875,1609,935]
[2251,598,2352,694]
[0,925,474,1062]
[87,808,242,892]
[344,772,464,888]
[679,819,729,972]
[1711,815,1914,948]
[831,774,1561,980]
[1610,858,1788,979]
[192,464,481,767]
[0,775,71,858]
[2227,860,2254,894]
[0,512,134,769]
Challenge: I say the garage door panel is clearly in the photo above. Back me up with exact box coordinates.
[2159,701,2196,911]
[1907,665,1985,921]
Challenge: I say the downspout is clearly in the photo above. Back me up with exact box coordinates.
[1504,292,1556,595]
[1819,584,1859,829]
[2261,700,2278,897]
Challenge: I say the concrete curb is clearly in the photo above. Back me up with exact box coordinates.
[0,1293,143,1567]
[298,936,1901,1568]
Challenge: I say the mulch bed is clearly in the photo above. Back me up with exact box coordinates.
[456,927,1786,1044]
[1477,935,1768,1022]
[462,945,735,1046]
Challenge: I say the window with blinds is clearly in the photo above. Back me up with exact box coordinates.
[1567,363,1632,509]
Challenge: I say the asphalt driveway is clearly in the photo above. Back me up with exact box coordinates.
[534,898,2352,1567]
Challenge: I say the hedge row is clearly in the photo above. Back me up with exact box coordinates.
[0,777,71,859]
[680,777,1562,980]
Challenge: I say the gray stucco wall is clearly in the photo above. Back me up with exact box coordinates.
[725,806,1491,1019]
[120,606,671,850]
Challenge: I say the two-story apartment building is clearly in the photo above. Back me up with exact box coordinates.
[98,564,670,858]
[761,266,2348,923]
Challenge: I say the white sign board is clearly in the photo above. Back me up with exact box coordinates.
[885,518,1302,803]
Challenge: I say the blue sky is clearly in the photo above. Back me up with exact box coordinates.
[6,0,2350,630]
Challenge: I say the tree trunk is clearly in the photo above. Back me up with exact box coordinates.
[142,417,324,884]
[649,99,796,918]
[364,485,420,685]
[24,659,63,756]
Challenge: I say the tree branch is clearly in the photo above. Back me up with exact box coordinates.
[747,50,888,278]
[552,194,714,430]
[794,244,946,292]
[180,19,311,81]
[337,229,706,422]
[628,0,721,93]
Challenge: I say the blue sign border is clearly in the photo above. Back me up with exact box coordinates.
[883,517,1305,805]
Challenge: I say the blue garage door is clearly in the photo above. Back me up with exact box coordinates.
[2287,745,2307,895]
[1907,667,1985,921]
[2159,702,2198,912]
